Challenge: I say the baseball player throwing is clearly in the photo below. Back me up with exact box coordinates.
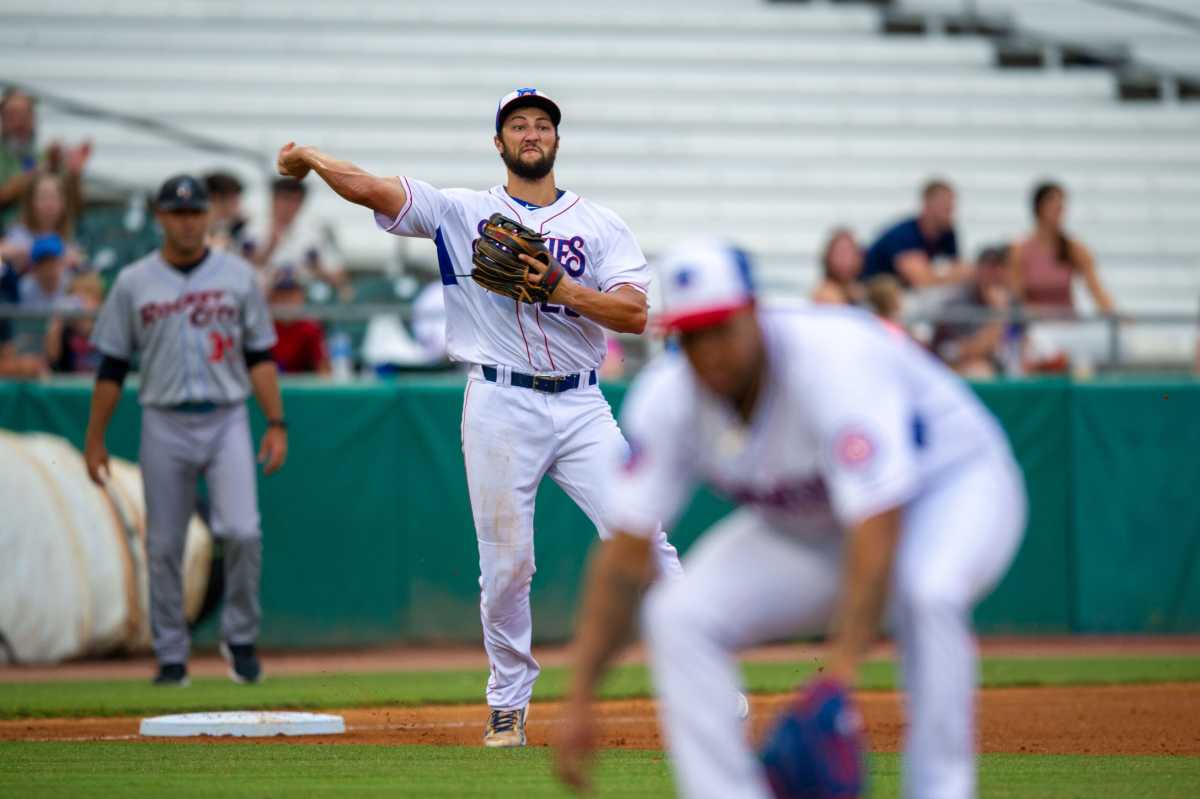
[556,240,1027,798]
[83,174,287,686]
[276,88,682,746]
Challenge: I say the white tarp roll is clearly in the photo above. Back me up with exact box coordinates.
[0,431,212,664]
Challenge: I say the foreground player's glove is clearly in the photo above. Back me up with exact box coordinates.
[471,213,565,304]
[759,678,866,799]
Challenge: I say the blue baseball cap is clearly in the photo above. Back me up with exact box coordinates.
[30,233,65,264]
[495,88,562,132]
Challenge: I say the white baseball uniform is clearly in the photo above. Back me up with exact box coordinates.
[375,178,682,710]
[610,306,1026,799]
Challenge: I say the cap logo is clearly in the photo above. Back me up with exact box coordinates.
[516,88,538,96]
[177,183,192,200]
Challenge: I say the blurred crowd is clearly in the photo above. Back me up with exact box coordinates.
[811,177,1121,378]
[1,86,1191,383]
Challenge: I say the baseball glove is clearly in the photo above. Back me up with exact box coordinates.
[471,213,565,304]
[759,678,866,799]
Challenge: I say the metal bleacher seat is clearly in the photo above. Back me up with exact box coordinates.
[1,0,1197,362]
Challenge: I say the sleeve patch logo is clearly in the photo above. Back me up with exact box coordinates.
[835,428,876,469]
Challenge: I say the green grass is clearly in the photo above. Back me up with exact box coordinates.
[1,743,1197,798]
[1,655,1197,720]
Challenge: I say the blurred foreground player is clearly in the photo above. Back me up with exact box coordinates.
[557,240,1026,798]
[83,175,287,686]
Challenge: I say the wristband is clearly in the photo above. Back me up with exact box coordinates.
[267,419,288,430]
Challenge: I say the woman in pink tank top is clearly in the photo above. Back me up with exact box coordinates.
[1009,182,1116,315]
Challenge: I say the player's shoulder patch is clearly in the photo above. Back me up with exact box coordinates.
[831,424,878,471]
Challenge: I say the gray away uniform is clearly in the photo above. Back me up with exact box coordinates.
[91,249,277,664]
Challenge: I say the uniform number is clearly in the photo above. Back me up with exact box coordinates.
[209,331,235,363]
[540,302,581,318]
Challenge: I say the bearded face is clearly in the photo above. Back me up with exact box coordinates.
[496,108,559,181]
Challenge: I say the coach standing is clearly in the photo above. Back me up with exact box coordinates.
[83,174,287,686]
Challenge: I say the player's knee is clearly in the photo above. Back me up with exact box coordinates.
[479,553,535,619]
[896,574,970,621]
[642,579,702,645]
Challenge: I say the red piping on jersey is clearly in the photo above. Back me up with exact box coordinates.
[534,305,558,371]
[382,176,415,231]
[514,302,535,367]
[497,195,525,225]
[538,195,581,234]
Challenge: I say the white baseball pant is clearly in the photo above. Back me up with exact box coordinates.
[462,367,683,710]
[642,450,1026,799]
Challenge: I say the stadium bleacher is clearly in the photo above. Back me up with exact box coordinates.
[2,0,1197,361]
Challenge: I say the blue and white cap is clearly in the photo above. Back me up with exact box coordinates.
[655,239,757,332]
[495,88,562,132]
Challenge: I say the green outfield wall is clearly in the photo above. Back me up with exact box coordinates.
[2,376,1197,646]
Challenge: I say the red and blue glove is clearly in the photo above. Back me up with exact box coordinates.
[759,678,867,799]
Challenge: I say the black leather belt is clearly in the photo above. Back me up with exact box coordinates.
[482,366,597,394]
[171,401,219,413]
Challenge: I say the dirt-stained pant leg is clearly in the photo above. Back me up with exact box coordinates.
[140,407,202,666]
[462,378,555,710]
[205,404,262,646]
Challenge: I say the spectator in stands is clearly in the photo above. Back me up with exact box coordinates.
[204,170,249,252]
[864,274,906,337]
[245,177,347,297]
[931,245,1012,378]
[1009,181,1116,316]
[0,255,44,378]
[2,170,86,274]
[19,234,77,311]
[861,179,973,290]
[811,227,865,305]
[46,271,103,374]
[269,270,330,375]
[0,89,91,229]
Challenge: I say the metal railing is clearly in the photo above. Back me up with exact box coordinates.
[2,303,1196,372]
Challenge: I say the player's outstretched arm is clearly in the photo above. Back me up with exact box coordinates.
[276,142,407,220]
[556,532,656,791]
[824,507,903,683]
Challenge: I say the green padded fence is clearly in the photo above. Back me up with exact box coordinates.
[1,376,1196,646]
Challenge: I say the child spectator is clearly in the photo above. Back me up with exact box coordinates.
[931,245,1012,378]
[46,271,103,373]
[3,171,86,273]
[269,270,330,375]
[864,274,907,338]
[19,234,76,310]
[811,227,865,305]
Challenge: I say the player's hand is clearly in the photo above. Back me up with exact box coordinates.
[521,253,570,303]
[84,438,110,486]
[276,142,311,181]
[258,427,288,475]
[554,698,597,793]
